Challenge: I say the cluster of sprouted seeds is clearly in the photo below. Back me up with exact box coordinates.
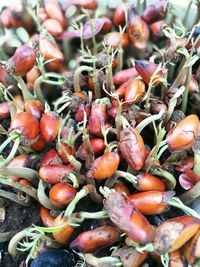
[0,0,200,266]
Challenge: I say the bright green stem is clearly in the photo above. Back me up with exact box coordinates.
[0,167,38,185]
[37,180,57,210]
[168,197,200,219]
[193,153,200,177]
[73,66,93,93]
[0,133,19,154]
[15,76,33,102]
[0,230,18,243]
[0,175,38,201]
[1,137,20,166]
[152,167,176,190]
[0,189,30,206]
[136,109,165,133]
[114,170,138,185]
[181,65,192,113]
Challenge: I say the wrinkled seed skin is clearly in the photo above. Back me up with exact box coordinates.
[112,246,148,267]
[70,226,118,252]
[39,164,74,184]
[169,250,185,267]
[185,230,200,265]
[104,192,155,244]
[128,16,149,49]
[41,149,62,167]
[78,138,105,160]
[119,127,145,170]
[154,216,200,255]
[89,102,107,136]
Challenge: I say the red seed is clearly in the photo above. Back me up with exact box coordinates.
[124,79,145,104]
[40,206,54,227]
[104,192,155,244]
[39,38,64,64]
[77,138,105,160]
[6,45,36,76]
[128,191,174,215]
[113,67,138,85]
[89,101,107,136]
[42,19,63,37]
[44,0,65,27]
[9,111,39,145]
[39,164,74,184]
[41,149,62,167]
[49,183,77,207]
[128,6,149,49]
[166,115,199,151]
[136,173,166,191]
[57,143,76,165]
[40,112,60,142]
[104,32,129,48]
[7,154,28,182]
[24,99,44,120]
[119,127,146,171]
[134,59,164,85]
[70,226,118,252]
[154,216,200,255]
[88,152,120,180]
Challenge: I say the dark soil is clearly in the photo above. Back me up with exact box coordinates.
[0,200,41,267]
